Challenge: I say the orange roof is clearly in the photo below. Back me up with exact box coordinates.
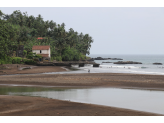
[32,45,50,50]
[39,54,49,57]
[37,37,43,39]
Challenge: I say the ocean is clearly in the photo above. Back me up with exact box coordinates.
[77,54,164,75]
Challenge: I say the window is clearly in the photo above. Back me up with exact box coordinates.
[40,50,42,53]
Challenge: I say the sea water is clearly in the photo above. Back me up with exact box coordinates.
[5,54,163,76]
[81,54,164,75]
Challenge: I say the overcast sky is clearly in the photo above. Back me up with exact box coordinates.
[1,7,164,55]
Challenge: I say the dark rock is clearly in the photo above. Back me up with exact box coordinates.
[93,64,100,67]
[94,57,104,60]
[153,63,162,65]
[114,61,142,64]
[102,62,112,63]
[37,62,55,66]
[94,57,123,60]
[79,63,85,67]
[111,58,123,60]
[87,58,94,61]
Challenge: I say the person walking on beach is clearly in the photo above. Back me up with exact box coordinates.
[88,69,90,73]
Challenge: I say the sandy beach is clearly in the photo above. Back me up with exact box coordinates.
[0,64,164,116]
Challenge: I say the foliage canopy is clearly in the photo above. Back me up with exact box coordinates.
[0,10,94,62]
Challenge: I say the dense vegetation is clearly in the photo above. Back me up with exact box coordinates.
[0,10,93,64]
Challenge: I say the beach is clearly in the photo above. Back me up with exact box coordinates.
[0,95,158,116]
[1,65,164,116]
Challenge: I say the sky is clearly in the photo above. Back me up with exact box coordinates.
[1,6,164,55]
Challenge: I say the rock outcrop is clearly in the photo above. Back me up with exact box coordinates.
[102,62,112,63]
[108,58,123,60]
[93,64,100,67]
[114,61,142,64]
[153,63,162,65]
[93,57,123,60]
[94,57,105,60]
[86,58,94,61]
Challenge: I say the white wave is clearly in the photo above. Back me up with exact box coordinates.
[130,70,164,75]
[99,64,139,69]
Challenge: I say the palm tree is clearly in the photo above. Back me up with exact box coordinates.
[52,25,67,56]
[61,22,66,28]
[27,15,35,28]
[0,10,4,20]
[49,20,56,30]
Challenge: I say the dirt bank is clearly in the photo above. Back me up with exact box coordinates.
[0,64,66,75]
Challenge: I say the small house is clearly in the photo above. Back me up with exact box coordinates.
[32,45,51,61]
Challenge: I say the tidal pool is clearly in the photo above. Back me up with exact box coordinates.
[0,85,164,115]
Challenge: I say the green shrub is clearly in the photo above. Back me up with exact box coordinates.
[0,55,13,64]
[17,57,22,64]
[22,58,29,64]
[73,53,80,61]
[8,57,13,64]
[26,52,34,59]
[51,57,56,61]
[0,60,4,65]
[62,46,80,61]
[33,58,39,62]
[23,50,27,57]
[12,57,22,64]
[86,56,90,59]
[56,56,62,61]
[54,57,56,60]
[80,53,86,60]
[24,59,37,65]
[34,54,42,59]
[26,52,42,59]
[12,58,17,64]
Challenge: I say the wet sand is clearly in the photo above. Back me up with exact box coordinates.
[0,95,159,116]
[1,65,164,115]
[1,73,164,90]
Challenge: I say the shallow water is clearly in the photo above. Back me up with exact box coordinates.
[1,85,164,115]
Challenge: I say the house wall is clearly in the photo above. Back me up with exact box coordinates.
[32,48,50,58]
[49,48,50,57]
